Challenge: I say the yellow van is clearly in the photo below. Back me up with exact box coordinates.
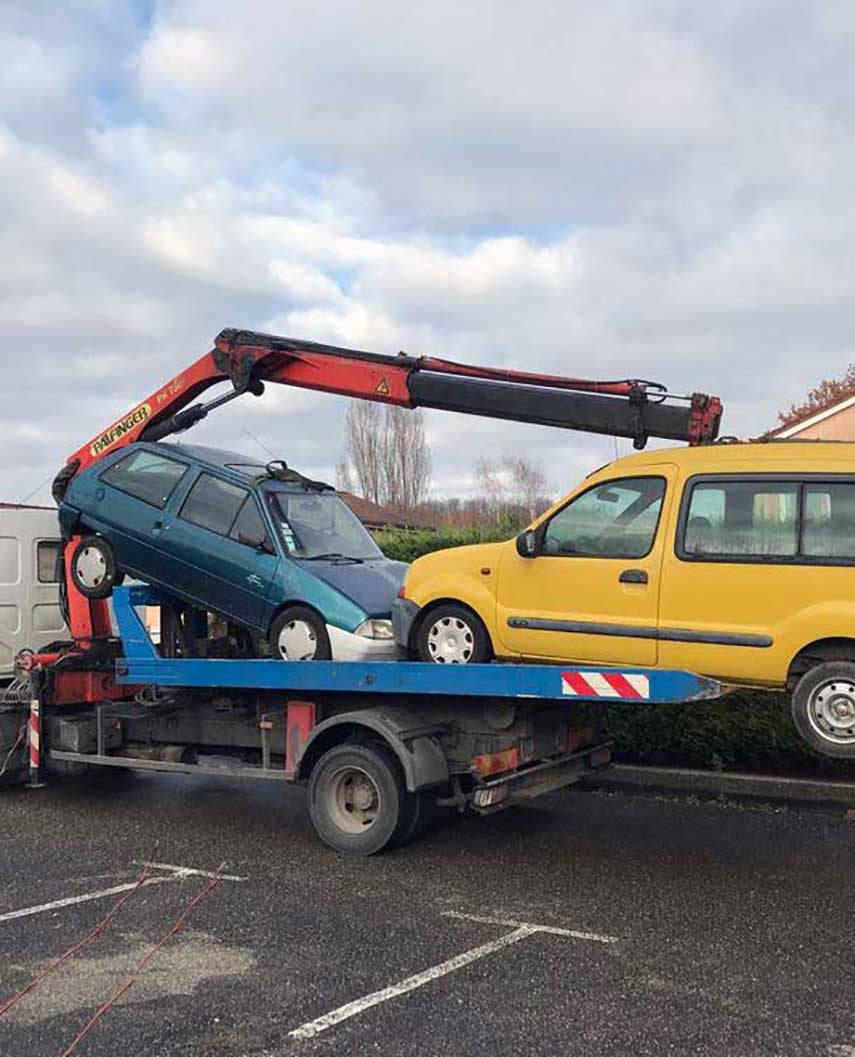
[393,441,855,757]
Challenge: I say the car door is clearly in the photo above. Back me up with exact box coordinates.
[497,470,675,665]
[94,448,191,578]
[658,473,805,684]
[163,472,281,628]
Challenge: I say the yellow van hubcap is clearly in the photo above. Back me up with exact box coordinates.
[808,681,855,744]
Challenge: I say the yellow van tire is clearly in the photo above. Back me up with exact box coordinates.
[416,603,492,665]
[791,662,855,759]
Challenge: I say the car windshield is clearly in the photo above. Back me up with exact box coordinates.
[265,488,383,561]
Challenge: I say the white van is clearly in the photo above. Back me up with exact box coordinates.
[0,505,66,679]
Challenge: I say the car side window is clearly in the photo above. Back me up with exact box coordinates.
[683,480,798,558]
[180,474,249,537]
[802,482,855,559]
[542,477,666,559]
[229,497,271,549]
[100,450,188,509]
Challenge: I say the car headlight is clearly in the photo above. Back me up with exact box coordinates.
[355,619,394,640]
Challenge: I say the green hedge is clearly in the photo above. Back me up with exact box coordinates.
[375,525,514,564]
[607,690,855,776]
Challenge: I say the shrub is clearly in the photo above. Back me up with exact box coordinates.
[607,689,855,775]
[375,524,515,564]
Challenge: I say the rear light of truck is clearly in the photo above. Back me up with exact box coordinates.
[471,746,521,778]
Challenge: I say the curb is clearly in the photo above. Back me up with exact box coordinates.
[586,763,855,810]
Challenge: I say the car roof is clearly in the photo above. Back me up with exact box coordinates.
[152,443,266,475]
[603,439,855,475]
[145,442,329,492]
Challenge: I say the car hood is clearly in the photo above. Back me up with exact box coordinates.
[299,558,408,617]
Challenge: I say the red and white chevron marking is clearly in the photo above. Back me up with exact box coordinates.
[29,698,40,769]
[561,670,650,699]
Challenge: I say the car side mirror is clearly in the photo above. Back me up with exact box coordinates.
[240,533,276,556]
[516,530,538,558]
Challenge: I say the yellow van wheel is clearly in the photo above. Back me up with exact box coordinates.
[416,604,491,665]
[791,661,855,758]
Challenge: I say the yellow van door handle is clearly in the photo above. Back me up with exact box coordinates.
[619,569,648,585]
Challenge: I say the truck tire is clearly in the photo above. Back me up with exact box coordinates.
[416,604,491,665]
[69,535,123,600]
[391,790,438,848]
[791,661,855,758]
[308,742,405,855]
[270,606,332,661]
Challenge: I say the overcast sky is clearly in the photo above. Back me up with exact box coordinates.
[4,0,855,505]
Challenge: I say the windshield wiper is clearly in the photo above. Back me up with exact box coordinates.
[303,552,365,564]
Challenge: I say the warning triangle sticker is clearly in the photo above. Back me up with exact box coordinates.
[375,377,390,395]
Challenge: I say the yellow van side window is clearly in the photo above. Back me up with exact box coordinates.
[685,482,798,558]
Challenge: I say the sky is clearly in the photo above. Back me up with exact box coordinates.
[3,0,855,506]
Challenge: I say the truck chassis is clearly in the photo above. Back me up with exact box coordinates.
[2,586,720,855]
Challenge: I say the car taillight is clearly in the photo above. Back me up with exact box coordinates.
[397,585,406,598]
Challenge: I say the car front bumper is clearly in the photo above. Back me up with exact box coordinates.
[327,624,402,662]
[392,598,420,651]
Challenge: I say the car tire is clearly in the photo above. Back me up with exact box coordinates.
[69,535,123,600]
[791,661,855,758]
[416,604,492,664]
[269,606,332,661]
[308,742,405,856]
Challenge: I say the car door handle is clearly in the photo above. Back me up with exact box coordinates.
[619,568,648,584]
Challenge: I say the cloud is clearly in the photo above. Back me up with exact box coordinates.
[2,1,855,509]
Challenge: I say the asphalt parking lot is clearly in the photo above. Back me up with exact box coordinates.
[1,771,854,1057]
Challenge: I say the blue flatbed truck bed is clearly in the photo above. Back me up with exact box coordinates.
[11,587,721,856]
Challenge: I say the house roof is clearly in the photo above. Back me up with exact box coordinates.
[768,392,855,439]
[338,492,436,530]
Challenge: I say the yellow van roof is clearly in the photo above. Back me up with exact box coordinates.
[608,439,855,473]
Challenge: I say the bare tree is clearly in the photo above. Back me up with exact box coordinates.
[335,456,354,494]
[340,401,432,511]
[341,401,384,504]
[504,456,549,523]
[476,456,509,525]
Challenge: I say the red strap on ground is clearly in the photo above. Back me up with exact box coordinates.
[0,843,159,1021]
[57,863,226,1057]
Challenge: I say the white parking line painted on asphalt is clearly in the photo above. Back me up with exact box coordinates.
[0,863,244,924]
[290,926,537,1040]
[289,914,619,1041]
[134,861,247,882]
[443,911,618,943]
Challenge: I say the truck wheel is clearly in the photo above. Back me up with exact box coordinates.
[270,606,332,661]
[416,604,491,664]
[791,661,855,758]
[391,790,438,848]
[70,536,123,600]
[308,742,405,855]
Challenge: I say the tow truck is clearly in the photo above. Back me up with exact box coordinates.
[1,329,723,854]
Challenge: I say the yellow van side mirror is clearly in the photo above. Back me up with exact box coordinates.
[516,530,538,558]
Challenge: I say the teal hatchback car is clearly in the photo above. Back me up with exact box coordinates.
[58,443,406,661]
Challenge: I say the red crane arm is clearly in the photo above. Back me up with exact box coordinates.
[58,328,723,495]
